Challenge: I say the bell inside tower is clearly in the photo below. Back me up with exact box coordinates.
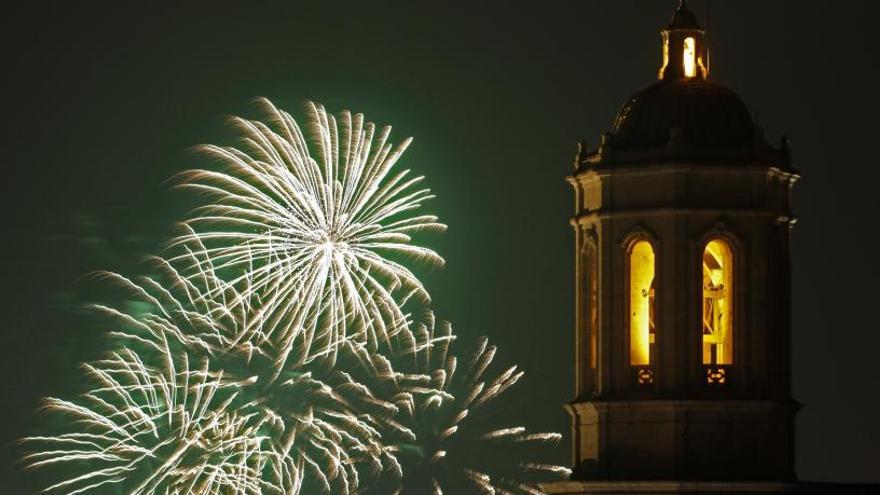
[702,239,734,366]
[629,240,656,367]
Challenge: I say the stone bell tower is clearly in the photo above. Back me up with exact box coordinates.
[564,1,800,483]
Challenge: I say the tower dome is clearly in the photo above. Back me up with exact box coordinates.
[611,78,754,151]
[576,0,790,168]
[612,0,756,152]
[668,0,701,30]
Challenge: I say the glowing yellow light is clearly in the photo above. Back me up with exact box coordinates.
[589,250,598,369]
[658,33,670,79]
[630,240,655,366]
[683,37,697,78]
[702,239,733,365]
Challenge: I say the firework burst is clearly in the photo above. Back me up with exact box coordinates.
[171,100,445,370]
[21,342,276,495]
[24,100,568,495]
[342,313,571,494]
[22,247,395,495]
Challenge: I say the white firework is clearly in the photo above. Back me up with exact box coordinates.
[171,100,445,371]
[22,245,397,495]
[21,343,277,495]
[22,98,569,495]
[341,313,572,494]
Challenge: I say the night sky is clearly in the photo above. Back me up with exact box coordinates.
[3,1,879,490]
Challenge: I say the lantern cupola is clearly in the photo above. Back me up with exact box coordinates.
[660,0,708,80]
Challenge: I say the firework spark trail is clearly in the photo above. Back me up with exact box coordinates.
[21,340,277,495]
[340,312,572,494]
[23,100,569,494]
[23,245,402,494]
[171,100,445,371]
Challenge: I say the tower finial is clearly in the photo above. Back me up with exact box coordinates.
[678,0,688,10]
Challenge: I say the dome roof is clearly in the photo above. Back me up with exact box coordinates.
[669,2,702,30]
[611,79,755,152]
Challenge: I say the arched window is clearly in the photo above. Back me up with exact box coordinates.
[659,32,670,79]
[629,240,656,366]
[702,239,733,365]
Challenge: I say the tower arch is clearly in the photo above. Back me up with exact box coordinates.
[621,227,661,389]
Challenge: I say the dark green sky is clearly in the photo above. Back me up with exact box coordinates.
[3,1,879,490]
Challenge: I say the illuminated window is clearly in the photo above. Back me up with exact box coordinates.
[658,33,670,79]
[702,239,733,365]
[629,240,656,366]
[683,37,697,78]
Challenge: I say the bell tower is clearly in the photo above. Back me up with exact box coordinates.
[566,1,799,482]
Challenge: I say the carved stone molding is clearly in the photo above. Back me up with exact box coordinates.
[698,220,743,251]
[619,223,659,252]
[580,225,598,254]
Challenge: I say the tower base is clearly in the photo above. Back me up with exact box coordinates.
[567,400,797,481]
[541,481,880,494]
